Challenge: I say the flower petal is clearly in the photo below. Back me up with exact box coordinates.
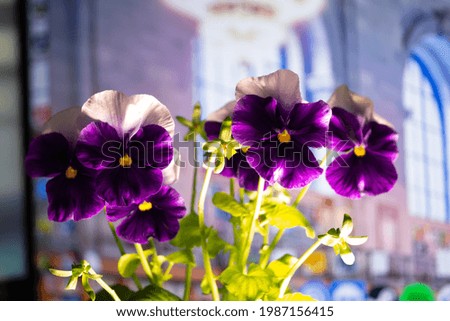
[364,121,398,161]
[340,247,356,265]
[340,213,353,238]
[46,171,104,222]
[131,124,173,169]
[42,107,93,146]
[327,107,362,151]
[76,121,121,170]
[204,121,222,140]
[206,101,235,122]
[359,151,398,196]
[106,204,137,222]
[346,236,368,246]
[81,90,174,138]
[96,166,163,206]
[25,132,71,178]
[232,95,281,145]
[328,85,374,120]
[236,69,301,110]
[162,148,180,185]
[288,100,331,147]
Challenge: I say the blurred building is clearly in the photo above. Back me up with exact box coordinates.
[25,0,450,300]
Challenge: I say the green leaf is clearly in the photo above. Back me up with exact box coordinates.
[192,102,202,123]
[118,253,141,278]
[219,264,274,300]
[266,202,315,238]
[170,213,201,249]
[200,276,211,295]
[212,192,249,217]
[267,254,297,280]
[65,275,79,291]
[49,268,72,278]
[82,274,96,301]
[219,117,232,142]
[128,285,182,301]
[277,292,317,301]
[96,284,134,301]
[206,228,228,258]
[176,116,193,128]
[166,249,195,266]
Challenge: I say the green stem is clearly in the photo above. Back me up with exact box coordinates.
[260,229,285,268]
[278,240,321,298]
[198,167,220,301]
[229,178,235,197]
[240,177,265,272]
[134,243,154,283]
[239,188,245,203]
[108,222,142,290]
[89,268,121,301]
[183,264,193,301]
[190,137,199,214]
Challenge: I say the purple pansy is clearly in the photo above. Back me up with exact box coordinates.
[204,120,266,191]
[231,70,331,189]
[326,107,398,198]
[75,91,175,206]
[106,186,186,244]
[25,108,104,222]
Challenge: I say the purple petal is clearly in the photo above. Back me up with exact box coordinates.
[236,69,301,110]
[327,107,363,151]
[232,95,281,145]
[76,121,122,169]
[288,100,331,147]
[204,121,222,140]
[237,160,269,191]
[364,121,398,161]
[81,90,174,138]
[106,204,137,222]
[246,141,322,189]
[131,124,173,169]
[25,133,71,178]
[116,186,186,243]
[326,150,397,199]
[96,166,163,206]
[46,171,104,222]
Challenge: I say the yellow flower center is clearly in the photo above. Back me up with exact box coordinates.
[354,145,366,157]
[138,201,153,212]
[119,154,132,167]
[65,166,77,179]
[277,129,291,143]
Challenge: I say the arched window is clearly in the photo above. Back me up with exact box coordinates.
[403,35,450,222]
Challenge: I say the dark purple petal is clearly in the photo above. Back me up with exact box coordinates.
[130,124,173,169]
[221,155,238,178]
[204,121,222,140]
[116,186,186,243]
[46,171,104,222]
[106,204,137,222]
[246,141,322,189]
[287,100,331,147]
[364,121,398,161]
[25,133,71,178]
[96,166,163,206]
[76,121,122,169]
[232,95,281,145]
[327,107,363,151]
[326,150,397,199]
[237,160,269,191]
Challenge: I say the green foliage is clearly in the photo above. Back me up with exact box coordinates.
[166,249,195,266]
[128,285,182,301]
[277,292,316,301]
[118,250,153,278]
[212,192,249,217]
[176,102,207,141]
[219,264,275,300]
[170,213,202,249]
[267,254,297,281]
[96,284,134,301]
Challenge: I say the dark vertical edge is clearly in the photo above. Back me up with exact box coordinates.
[17,0,37,300]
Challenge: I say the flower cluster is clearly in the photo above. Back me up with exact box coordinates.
[26,91,186,244]
[27,69,399,302]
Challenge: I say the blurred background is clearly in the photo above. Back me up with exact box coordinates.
[1,0,449,300]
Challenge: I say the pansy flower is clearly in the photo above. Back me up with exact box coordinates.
[326,98,398,198]
[204,103,268,191]
[25,108,104,222]
[231,70,331,189]
[106,186,186,244]
[75,90,176,206]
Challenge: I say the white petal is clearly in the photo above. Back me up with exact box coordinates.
[340,251,355,265]
[328,85,374,120]
[162,148,180,185]
[346,236,368,246]
[42,107,93,146]
[235,69,301,109]
[340,213,353,238]
[81,90,174,137]
[206,100,235,122]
